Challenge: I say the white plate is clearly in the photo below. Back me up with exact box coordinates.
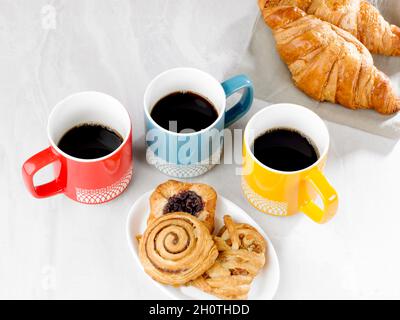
[126,191,280,300]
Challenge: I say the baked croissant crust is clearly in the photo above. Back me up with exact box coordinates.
[138,212,218,286]
[191,215,266,300]
[260,5,400,114]
[149,180,217,232]
[259,0,400,56]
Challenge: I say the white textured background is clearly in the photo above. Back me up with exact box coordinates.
[1,0,400,300]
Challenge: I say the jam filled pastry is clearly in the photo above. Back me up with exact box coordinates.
[149,180,217,232]
[259,5,400,114]
[192,215,266,300]
[138,212,218,286]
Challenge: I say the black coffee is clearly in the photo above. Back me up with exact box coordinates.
[58,123,123,159]
[150,91,218,133]
[252,128,318,172]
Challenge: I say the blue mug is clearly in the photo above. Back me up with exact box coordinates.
[144,68,254,178]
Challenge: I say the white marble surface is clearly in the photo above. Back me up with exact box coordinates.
[1,0,400,300]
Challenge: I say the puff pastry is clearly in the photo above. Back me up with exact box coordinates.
[149,180,217,232]
[259,0,400,56]
[260,5,400,114]
[138,212,218,286]
[192,216,266,300]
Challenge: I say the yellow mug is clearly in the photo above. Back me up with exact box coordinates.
[242,104,338,224]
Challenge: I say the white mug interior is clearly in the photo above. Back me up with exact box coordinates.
[244,103,330,173]
[47,91,131,162]
[143,68,226,134]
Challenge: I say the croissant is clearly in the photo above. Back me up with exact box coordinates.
[260,5,400,114]
[138,212,218,286]
[149,180,217,232]
[192,216,266,300]
[259,0,400,56]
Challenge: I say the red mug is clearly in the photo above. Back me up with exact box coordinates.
[22,92,133,204]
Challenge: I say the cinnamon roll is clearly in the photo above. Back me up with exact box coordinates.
[149,180,217,232]
[138,212,218,286]
[192,215,266,300]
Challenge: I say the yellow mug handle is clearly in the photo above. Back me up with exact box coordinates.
[300,169,338,224]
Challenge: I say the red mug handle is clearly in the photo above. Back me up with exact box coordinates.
[22,147,65,198]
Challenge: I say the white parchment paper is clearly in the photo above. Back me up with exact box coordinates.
[235,0,400,139]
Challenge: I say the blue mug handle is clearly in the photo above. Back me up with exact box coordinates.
[221,75,254,128]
